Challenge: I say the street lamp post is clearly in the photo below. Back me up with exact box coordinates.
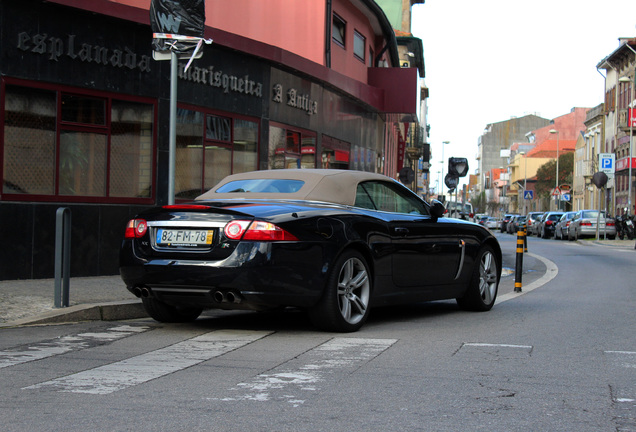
[550,129,560,210]
[519,152,527,214]
[441,141,450,201]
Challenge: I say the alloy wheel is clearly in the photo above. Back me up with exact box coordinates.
[479,251,498,305]
[336,257,371,325]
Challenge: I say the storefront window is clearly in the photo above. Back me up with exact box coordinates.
[175,109,259,199]
[321,135,350,170]
[233,119,258,173]
[3,85,56,195]
[61,94,106,125]
[175,109,204,200]
[59,131,107,196]
[110,101,153,198]
[269,124,316,169]
[206,114,231,142]
[204,145,231,190]
[2,83,155,202]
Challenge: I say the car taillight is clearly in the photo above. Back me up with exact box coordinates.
[224,220,298,241]
[581,221,592,226]
[125,219,148,238]
[607,221,615,226]
[546,221,553,226]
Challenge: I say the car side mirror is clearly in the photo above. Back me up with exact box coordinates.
[430,200,445,219]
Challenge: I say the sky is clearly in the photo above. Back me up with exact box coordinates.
[410,0,636,192]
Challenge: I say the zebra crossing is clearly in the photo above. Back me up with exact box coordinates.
[2,325,634,431]
[1,325,396,398]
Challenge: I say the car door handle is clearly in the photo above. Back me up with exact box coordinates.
[394,227,409,235]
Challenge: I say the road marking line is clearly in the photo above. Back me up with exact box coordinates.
[214,337,397,407]
[0,325,149,369]
[23,330,271,395]
[464,343,533,349]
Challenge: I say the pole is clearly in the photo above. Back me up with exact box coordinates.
[54,207,71,308]
[629,75,634,216]
[555,132,559,211]
[441,141,449,201]
[168,50,177,205]
[524,155,528,214]
[514,228,524,293]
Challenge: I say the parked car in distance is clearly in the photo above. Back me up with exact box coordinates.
[475,214,488,226]
[554,211,577,240]
[120,169,502,332]
[500,213,519,233]
[568,210,616,241]
[445,201,475,221]
[539,211,564,238]
[525,212,544,236]
[485,217,499,230]
[507,215,527,234]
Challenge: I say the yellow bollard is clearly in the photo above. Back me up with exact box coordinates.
[515,228,525,293]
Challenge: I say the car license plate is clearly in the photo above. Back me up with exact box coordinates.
[156,229,213,247]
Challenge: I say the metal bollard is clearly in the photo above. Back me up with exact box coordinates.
[523,224,528,252]
[514,228,525,293]
[54,207,71,308]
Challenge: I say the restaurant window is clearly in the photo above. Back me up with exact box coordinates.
[332,14,346,48]
[269,124,316,169]
[2,81,154,202]
[321,135,350,169]
[175,108,258,200]
[353,30,365,62]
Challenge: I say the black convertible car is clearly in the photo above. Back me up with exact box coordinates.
[120,169,502,332]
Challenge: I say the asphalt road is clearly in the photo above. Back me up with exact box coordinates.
[1,233,635,431]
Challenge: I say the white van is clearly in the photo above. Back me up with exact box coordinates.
[445,201,474,221]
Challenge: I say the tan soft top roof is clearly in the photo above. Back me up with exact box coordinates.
[196,169,395,206]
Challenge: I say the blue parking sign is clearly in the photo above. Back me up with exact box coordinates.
[599,153,615,174]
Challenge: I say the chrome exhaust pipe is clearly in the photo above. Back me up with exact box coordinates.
[140,287,151,298]
[132,287,143,298]
[213,291,226,303]
[226,291,241,304]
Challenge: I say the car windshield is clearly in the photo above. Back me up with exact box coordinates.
[215,179,305,193]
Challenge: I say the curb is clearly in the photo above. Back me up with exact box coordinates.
[0,300,148,328]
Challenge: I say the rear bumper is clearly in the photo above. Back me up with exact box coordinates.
[120,241,330,310]
[578,226,617,237]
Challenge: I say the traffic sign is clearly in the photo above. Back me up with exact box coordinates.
[599,153,615,174]
[551,187,561,196]
[561,193,571,202]
[524,190,534,200]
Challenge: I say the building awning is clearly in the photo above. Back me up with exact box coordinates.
[368,66,418,118]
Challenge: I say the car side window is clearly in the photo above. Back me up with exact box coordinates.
[356,181,429,215]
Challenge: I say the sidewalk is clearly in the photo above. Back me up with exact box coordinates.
[1,238,632,328]
[0,275,146,328]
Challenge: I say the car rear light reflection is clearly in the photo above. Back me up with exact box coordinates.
[125,219,148,238]
[224,220,298,241]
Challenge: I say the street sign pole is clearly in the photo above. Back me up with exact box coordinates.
[168,50,177,205]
